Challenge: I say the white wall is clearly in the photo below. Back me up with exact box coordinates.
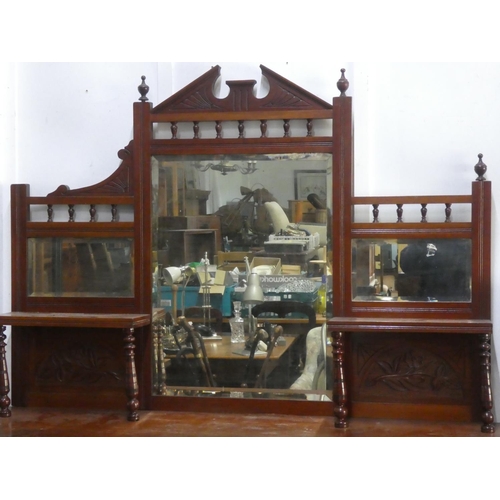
[14,63,162,193]
[1,62,499,421]
[353,63,500,419]
[0,63,16,347]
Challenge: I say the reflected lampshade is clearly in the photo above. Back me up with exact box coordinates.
[243,273,265,304]
[163,266,182,285]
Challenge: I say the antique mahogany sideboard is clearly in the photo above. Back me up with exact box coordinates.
[0,65,494,432]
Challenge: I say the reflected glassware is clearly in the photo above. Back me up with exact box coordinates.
[230,301,245,343]
[315,275,327,316]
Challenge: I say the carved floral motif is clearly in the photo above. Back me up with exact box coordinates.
[370,349,462,393]
[37,343,121,385]
[355,343,465,399]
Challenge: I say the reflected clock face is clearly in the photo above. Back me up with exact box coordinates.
[301,182,327,199]
[298,176,327,199]
[295,171,328,200]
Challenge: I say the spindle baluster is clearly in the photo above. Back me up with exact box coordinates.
[396,204,403,223]
[420,203,428,223]
[445,203,452,223]
[306,119,313,137]
[171,122,178,139]
[215,121,222,139]
[260,120,267,138]
[283,119,290,137]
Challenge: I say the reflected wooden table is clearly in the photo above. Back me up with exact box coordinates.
[203,335,294,359]
[165,335,296,388]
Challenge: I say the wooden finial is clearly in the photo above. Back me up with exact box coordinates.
[337,68,349,96]
[138,75,149,102]
[474,153,487,181]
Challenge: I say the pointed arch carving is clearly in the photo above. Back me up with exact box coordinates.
[151,65,332,116]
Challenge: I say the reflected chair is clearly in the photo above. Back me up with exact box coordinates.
[181,306,223,334]
[251,300,317,375]
[162,307,222,355]
[251,300,316,326]
[289,323,329,400]
[241,324,283,389]
[174,316,216,387]
[255,325,284,389]
[162,308,223,332]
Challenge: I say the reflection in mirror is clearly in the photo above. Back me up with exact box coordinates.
[151,153,333,402]
[352,239,472,302]
[28,237,134,297]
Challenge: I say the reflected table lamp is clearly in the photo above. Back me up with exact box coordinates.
[163,265,195,322]
[242,272,264,338]
[200,252,212,327]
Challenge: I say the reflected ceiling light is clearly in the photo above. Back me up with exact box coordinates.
[193,160,258,175]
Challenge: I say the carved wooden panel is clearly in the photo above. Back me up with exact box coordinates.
[12,326,128,410]
[36,341,122,385]
[349,332,478,405]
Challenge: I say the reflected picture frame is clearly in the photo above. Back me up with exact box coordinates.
[294,169,328,200]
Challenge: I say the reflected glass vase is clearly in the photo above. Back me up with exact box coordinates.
[230,301,245,343]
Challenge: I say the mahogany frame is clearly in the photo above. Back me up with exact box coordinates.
[330,134,494,432]
[3,65,351,418]
[138,65,347,415]
[2,65,493,431]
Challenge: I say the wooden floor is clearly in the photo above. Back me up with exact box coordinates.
[0,406,496,437]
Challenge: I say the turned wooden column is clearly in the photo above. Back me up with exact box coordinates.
[152,315,168,396]
[152,322,160,394]
[480,333,495,433]
[124,327,140,422]
[0,325,11,418]
[156,323,168,396]
[333,330,348,428]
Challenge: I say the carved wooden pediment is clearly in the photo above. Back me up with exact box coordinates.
[151,64,333,115]
[47,141,134,197]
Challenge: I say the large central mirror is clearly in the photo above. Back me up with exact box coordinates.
[151,153,333,402]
